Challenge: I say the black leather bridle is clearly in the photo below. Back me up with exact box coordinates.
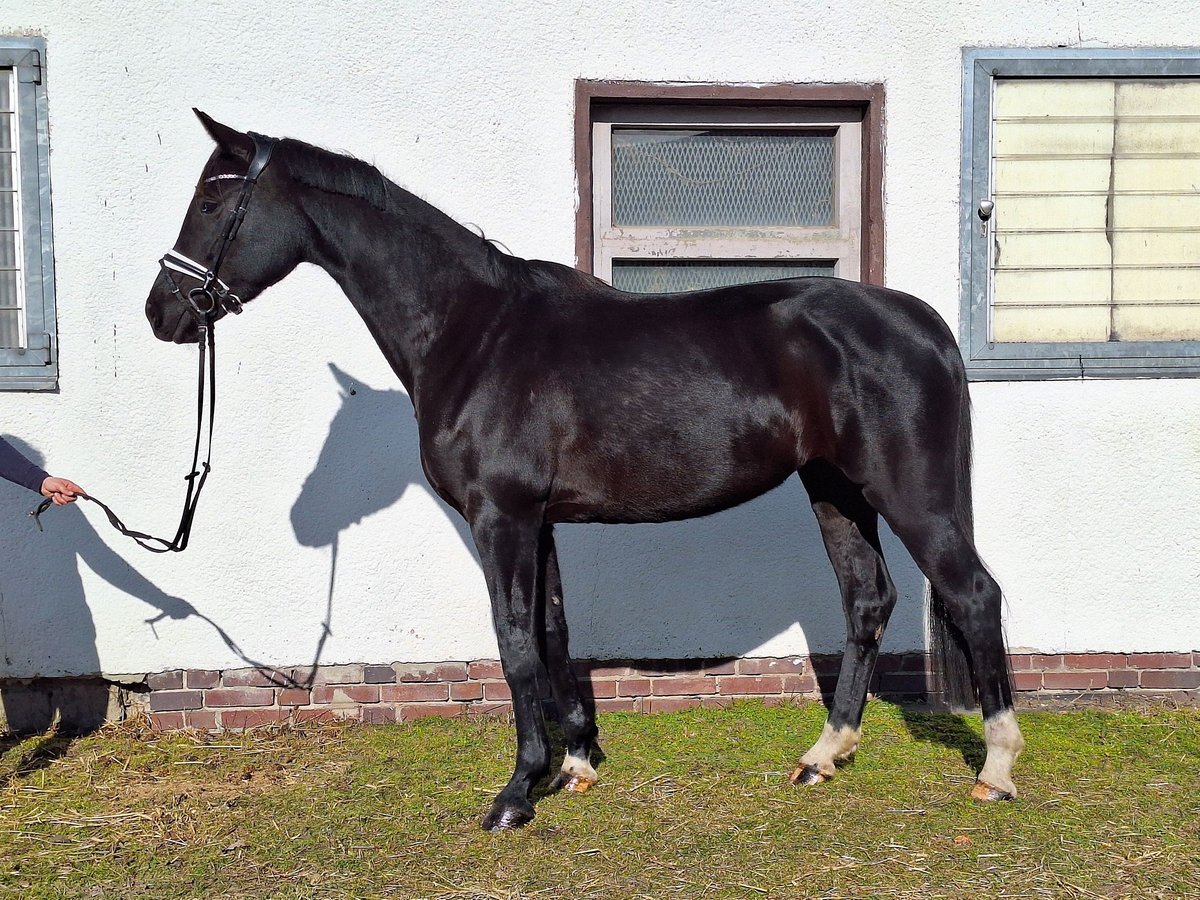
[31,133,279,552]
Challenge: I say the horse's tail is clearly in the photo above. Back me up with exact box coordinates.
[927,377,980,709]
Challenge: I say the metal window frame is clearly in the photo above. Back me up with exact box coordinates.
[0,36,56,391]
[961,47,1200,380]
[591,105,863,283]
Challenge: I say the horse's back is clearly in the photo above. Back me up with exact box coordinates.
[505,273,966,524]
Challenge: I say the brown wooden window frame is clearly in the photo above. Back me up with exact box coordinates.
[574,80,885,287]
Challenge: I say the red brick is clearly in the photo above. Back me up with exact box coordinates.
[205,688,275,708]
[1032,654,1065,671]
[878,673,929,694]
[1128,653,1193,670]
[1140,670,1200,690]
[782,674,819,694]
[363,706,397,724]
[738,657,807,676]
[650,676,717,696]
[150,690,203,712]
[1065,653,1126,670]
[222,669,279,688]
[279,689,312,706]
[584,679,618,699]
[380,682,448,703]
[719,675,784,696]
[150,712,185,730]
[220,708,289,730]
[364,665,397,684]
[1193,651,1200,668]
[1007,655,1033,671]
[468,660,505,680]
[146,671,183,691]
[593,698,640,713]
[313,684,381,705]
[698,660,737,675]
[435,662,470,683]
[482,682,511,701]
[617,677,652,697]
[185,710,218,731]
[399,703,465,720]
[898,654,931,672]
[151,691,202,710]
[647,697,703,713]
[809,655,841,675]
[578,661,631,678]
[186,669,220,689]
[701,696,734,709]
[450,682,483,701]
[1012,672,1043,692]
[316,665,365,685]
[1043,671,1107,690]
[1107,669,1139,689]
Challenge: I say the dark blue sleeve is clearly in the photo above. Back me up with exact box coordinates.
[0,436,49,494]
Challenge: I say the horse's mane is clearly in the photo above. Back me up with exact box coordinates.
[280,138,392,211]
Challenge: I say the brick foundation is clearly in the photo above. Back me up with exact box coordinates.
[121,651,1200,731]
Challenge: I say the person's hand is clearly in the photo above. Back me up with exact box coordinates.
[40,476,85,505]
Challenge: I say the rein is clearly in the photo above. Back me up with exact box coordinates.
[30,132,278,552]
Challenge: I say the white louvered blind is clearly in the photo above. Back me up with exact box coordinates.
[991,78,1200,343]
[0,68,22,349]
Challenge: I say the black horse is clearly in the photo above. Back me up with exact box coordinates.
[145,111,1023,831]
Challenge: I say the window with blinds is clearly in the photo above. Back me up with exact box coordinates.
[992,78,1200,344]
[0,37,57,391]
[961,49,1200,379]
[0,67,23,349]
[590,104,863,293]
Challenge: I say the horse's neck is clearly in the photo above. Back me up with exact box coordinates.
[298,186,504,394]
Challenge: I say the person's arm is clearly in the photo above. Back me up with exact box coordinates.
[0,436,83,503]
[0,435,50,494]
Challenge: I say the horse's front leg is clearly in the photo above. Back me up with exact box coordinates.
[470,504,550,831]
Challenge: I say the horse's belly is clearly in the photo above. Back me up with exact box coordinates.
[545,440,797,525]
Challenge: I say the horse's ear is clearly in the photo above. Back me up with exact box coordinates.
[193,108,252,160]
[328,363,357,397]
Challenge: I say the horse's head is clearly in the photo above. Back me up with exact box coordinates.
[145,110,302,343]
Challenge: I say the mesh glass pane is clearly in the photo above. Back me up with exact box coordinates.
[612,260,834,294]
[612,129,834,226]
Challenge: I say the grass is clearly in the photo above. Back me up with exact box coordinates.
[0,701,1197,899]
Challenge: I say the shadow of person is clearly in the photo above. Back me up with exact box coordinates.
[0,436,305,779]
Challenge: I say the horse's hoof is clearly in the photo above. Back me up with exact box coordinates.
[971,780,1015,802]
[562,773,595,794]
[481,798,535,831]
[789,764,829,786]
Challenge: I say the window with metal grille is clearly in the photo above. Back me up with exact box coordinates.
[961,49,1200,379]
[0,37,57,391]
[577,83,882,295]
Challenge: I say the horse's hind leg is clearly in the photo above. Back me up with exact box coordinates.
[540,526,599,793]
[791,461,898,785]
[881,507,1024,799]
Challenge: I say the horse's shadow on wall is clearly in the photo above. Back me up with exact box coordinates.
[290,365,981,767]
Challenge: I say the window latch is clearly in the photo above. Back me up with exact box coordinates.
[977,198,994,237]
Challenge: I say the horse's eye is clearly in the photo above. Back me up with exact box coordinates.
[200,200,218,215]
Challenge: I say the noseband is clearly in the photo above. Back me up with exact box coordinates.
[158,131,278,321]
[31,131,279,551]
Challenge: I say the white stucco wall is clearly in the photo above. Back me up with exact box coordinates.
[0,0,1196,678]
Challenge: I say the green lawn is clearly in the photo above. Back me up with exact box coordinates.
[0,701,1197,898]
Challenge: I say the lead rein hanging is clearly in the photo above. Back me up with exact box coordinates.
[29,131,277,551]
[30,321,216,552]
